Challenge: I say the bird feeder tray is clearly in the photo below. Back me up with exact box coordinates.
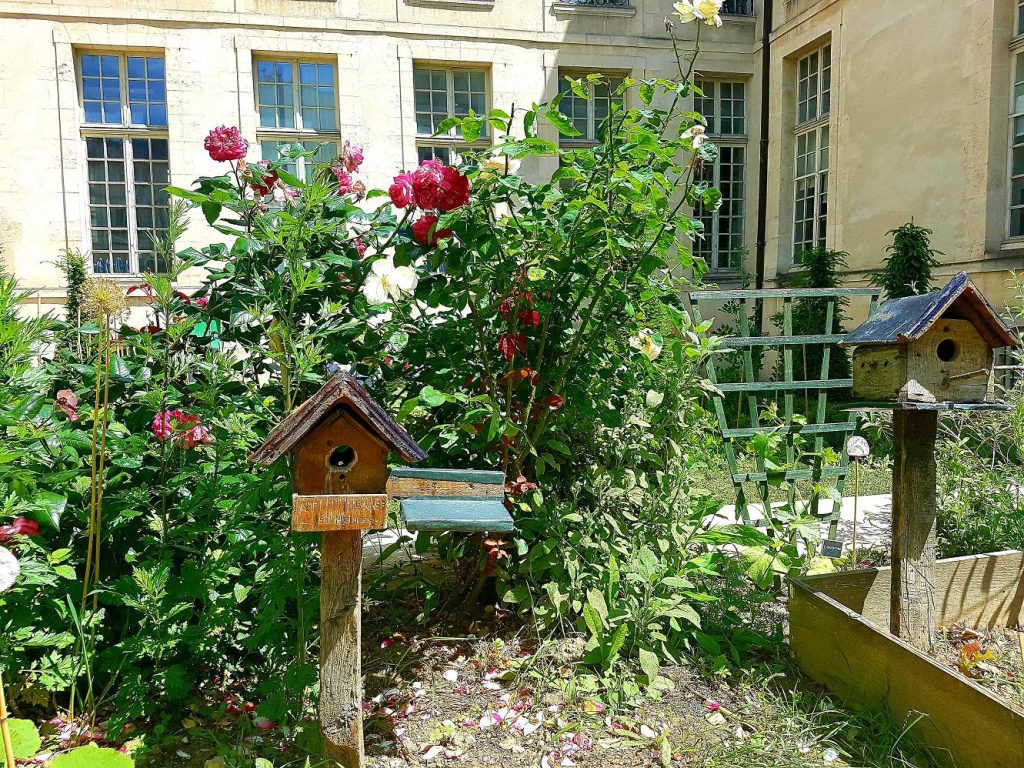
[388,467,514,533]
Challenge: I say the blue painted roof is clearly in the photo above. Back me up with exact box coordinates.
[841,272,1017,348]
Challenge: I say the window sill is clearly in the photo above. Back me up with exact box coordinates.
[405,0,495,9]
[552,3,637,18]
[1000,239,1024,252]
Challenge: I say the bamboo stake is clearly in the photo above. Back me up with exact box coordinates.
[0,672,16,768]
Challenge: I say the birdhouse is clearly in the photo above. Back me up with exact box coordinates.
[250,371,426,530]
[841,272,1018,404]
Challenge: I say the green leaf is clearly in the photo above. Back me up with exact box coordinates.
[607,623,628,662]
[418,386,447,408]
[201,201,222,225]
[544,110,582,138]
[581,602,602,638]
[28,491,66,530]
[639,81,655,105]
[51,746,134,768]
[638,647,659,683]
[586,588,608,626]
[1,719,41,763]
[502,584,531,604]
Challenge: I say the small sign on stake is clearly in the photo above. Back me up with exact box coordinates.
[821,539,844,559]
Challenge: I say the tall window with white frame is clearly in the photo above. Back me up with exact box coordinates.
[413,65,489,164]
[557,72,625,150]
[692,79,747,273]
[255,57,340,179]
[1010,52,1024,238]
[792,43,831,259]
[79,51,169,275]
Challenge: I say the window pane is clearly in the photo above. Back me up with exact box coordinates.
[127,56,167,127]
[414,66,450,137]
[255,60,296,129]
[86,136,130,274]
[133,138,171,273]
[81,53,122,125]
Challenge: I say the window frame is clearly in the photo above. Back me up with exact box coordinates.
[556,71,627,149]
[412,64,491,165]
[1009,50,1024,240]
[1018,0,1024,37]
[692,78,749,273]
[76,50,171,277]
[792,43,832,257]
[253,55,341,181]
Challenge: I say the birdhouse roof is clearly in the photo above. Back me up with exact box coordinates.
[839,272,1019,349]
[249,371,426,465]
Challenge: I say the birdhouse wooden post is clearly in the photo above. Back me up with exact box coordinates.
[250,372,425,767]
[841,272,1019,649]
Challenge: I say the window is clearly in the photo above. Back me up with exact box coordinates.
[255,58,339,179]
[1018,0,1024,37]
[722,0,754,16]
[694,79,745,136]
[691,80,748,272]
[79,52,170,275]
[792,44,831,256]
[413,66,489,164]
[557,73,625,148]
[1011,53,1024,238]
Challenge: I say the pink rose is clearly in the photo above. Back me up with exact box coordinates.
[204,126,248,163]
[389,173,415,208]
[344,142,364,172]
[56,389,79,422]
[353,238,367,259]
[195,296,209,310]
[183,423,213,449]
[152,410,175,442]
[412,214,453,247]
[332,166,353,196]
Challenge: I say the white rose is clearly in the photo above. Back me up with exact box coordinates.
[673,1,699,23]
[362,256,419,305]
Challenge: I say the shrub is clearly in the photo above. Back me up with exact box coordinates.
[872,220,942,300]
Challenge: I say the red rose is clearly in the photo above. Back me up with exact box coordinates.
[499,297,515,318]
[332,167,353,196]
[519,309,541,328]
[436,165,471,212]
[411,159,446,210]
[389,173,415,208]
[412,214,453,247]
[0,517,41,542]
[204,125,248,163]
[498,333,527,361]
[248,160,278,196]
[546,394,565,411]
[195,296,209,310]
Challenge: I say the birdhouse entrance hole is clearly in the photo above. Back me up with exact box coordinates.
[329,445,357,475]
[936,338,958,363]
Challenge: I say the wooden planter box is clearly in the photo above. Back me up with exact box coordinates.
[790,551,1024,768]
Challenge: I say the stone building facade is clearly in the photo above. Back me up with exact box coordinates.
[0,0,1021,317]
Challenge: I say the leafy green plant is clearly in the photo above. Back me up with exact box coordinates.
[872,220,942,299]
[0,718,41,765]
[51,745,134,768]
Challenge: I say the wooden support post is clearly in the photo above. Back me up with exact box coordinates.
[319,530,364,768]
[890,409,938,649]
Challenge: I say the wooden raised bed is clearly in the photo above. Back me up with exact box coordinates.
[790,551,1024,768]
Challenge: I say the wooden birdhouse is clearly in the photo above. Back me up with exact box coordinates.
[250,371,426,530]
[250,371,425,768]
[841,272,1018,404]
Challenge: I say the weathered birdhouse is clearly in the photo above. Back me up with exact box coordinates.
[250,371,426,531]
[841,272,1018,404]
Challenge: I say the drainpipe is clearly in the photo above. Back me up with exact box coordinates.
[754,0,773,291]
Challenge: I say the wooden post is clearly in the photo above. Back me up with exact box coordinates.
[319,530,363,768]
[890,408,938,649]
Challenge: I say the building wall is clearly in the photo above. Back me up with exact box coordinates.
[0,0,762,320]
[765,0,1023,317]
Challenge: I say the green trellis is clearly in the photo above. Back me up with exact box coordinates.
[688,286,882,541]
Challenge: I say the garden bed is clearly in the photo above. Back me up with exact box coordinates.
[790,550,1024,768]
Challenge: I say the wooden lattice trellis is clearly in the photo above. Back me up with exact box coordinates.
[688,286,882,543]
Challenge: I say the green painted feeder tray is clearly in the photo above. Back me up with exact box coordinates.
[389,467,515,533]
[400,497,515,533]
